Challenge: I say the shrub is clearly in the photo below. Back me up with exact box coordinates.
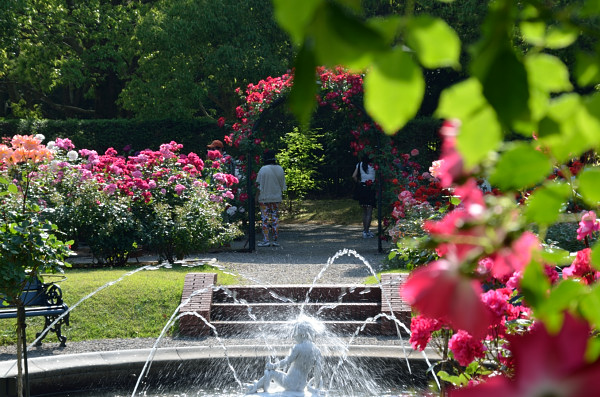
[12,134,241,265]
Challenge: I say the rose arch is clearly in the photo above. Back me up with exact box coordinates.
[222,66,446,251]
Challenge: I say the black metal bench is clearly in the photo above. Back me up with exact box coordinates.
[0,277,70,347]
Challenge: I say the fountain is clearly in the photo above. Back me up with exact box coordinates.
[245,318,323,395]
[0,251,439,397]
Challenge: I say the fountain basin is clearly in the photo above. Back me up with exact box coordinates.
[0,345,439,396]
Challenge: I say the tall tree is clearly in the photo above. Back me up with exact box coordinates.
[119,0,294,119]
[0,0,148,119]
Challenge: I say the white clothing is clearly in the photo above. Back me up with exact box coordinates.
[257,164,286,203]
[356,162,375,183]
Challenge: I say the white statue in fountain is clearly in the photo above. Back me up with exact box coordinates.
[246,320,323,396]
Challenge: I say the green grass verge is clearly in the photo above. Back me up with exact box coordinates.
[281,198,363,225]
[363,269,409,285]
[0,264,239,346]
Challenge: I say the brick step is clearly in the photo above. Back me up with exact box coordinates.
[209,320,385,336]
[210,302,382,321]
[212,285,381,303]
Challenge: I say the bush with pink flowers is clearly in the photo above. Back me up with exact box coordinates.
[18,135,241,265]
[397,121,600,394]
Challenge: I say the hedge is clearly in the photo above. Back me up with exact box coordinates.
[0,118,226,155]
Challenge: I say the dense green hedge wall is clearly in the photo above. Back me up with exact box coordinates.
[0,118,226,155]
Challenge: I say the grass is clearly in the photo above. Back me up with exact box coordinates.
[364,269,409,285]
[0,264,240,346]
[280,198,363,225]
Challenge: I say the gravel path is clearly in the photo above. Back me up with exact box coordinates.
[0,223,398,361]
[212,223,391,285]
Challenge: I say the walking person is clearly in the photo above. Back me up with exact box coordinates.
[352,155,376,239]
[256,150,286,247]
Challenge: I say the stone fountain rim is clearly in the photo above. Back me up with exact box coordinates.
[0,345,440,379]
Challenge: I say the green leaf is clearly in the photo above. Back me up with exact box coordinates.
[579,93,600,146]
[526,86,550,126]
[525,53,572,93]
[580,284,600,330]
[585,335,600,363]
[537,94,600,163]
[578,167,600,207]
[335,0,362,12]
[436,78,503,167]
[520,260,550,313]
[456,106,502,168]
[520,20,578,49]
[545,25,579,49]
[366,16,402,45]
[520,21,546,46]
[404,15,460,69]
[474,44,530,128]
[489,142,552,191]
[581,0,600,16]
[450,196,461,205]
[525,182,571,225]
[542,280,584,333]
[326,2,388,54]
[540,247,572,266]
[592,240,600,271]
[8,184,18,194]
[538,93,580,137]
[437,371,469,386]
[288,42,317,127]
[575,51,600,87]
[272,0,322,44]
[436,78,487,120]
[364,48,425,134]
[546,280,585,313]
[311,4,374,69]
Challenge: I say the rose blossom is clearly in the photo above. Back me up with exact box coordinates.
[448,330,486,366]
[576,211,600,241]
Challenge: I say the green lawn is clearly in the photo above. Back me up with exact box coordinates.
[0,264,239,346]
[281,198,363,225]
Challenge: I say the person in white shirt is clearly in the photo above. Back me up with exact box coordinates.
[352,155,376,239]
[256,150,286,247]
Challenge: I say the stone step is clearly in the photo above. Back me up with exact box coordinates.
[212,285,381,303]
[209,320,385,336]
[178,273,412,337]
[210,302,383,321]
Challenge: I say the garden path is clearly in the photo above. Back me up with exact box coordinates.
[201,223,391,285]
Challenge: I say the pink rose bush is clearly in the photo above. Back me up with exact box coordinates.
[452,314,600,397]
[12,134,241,265]
[399,120,600,394]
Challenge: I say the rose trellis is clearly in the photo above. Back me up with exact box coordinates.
[226,66,447,247]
